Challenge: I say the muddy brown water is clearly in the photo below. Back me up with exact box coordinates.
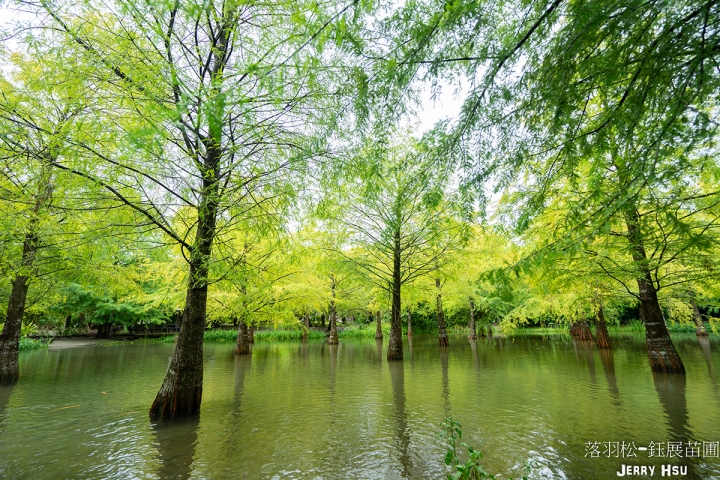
[0,333,719,478]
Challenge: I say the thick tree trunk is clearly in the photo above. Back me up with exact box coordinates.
[689,292,708,336]
[327,275,338,345]
[96,322,112,339]
[436,278,449,347]
[235,321,250,355]
[249,324,254,343]
[595,303,612,349]
[149,268,207,416]
[468,298,477,341]
[375,311,384,340]
[624,207,685,373]
[1,166,51,384]
[570,320,593,341]
[406,310,412,338]
[0,231,40,383]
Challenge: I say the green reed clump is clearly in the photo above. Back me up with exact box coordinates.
[19,337,49,351]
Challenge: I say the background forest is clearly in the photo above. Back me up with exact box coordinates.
[1,0,719,412]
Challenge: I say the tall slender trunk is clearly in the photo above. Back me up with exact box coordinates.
[235,321,250,355]
[436,278,449,347]
[688,291,708,336]
[327,275,339,345]
[387,232,403,360]
[375,311,383,340]
[624,207,685,373]
[468,298,477,341]
[150,120,221,417]
[594,302,612,349]
[406,310,412,338]
[302,312,310,341]
[1,166,52,384]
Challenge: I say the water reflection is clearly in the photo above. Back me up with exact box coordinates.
[152,415,200,480]
[599,349,621,406]
[469,339,479,372]
[388,360,412,478]
[572,339,596,383]
[652,372,699,479]
[698,336,716,379]
[440,347,451,417]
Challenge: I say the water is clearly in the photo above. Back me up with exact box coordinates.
[1,333,719,479]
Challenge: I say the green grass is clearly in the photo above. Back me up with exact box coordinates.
[337,324,389,338]
[19,337,50,351]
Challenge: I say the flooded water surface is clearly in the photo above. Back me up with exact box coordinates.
[1,333,719,479]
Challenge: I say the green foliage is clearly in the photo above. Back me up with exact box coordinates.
[440,417,530,480]
[337,324,389,338]
[51,284,170,328]
[19,337,49,351]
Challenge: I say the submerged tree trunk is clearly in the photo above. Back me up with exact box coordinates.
[302,312,310,341]
[595,303,612,349]
[249,324,255,343]
[327,275,339,345]
[468,298,477,341]
[0,169,50,383]
[406,310,413,338]
[235,321,250,355]
[689,292,708,337]
[624,207,685,373]
[436,278,449,347]
[150,257,209,416]
[375,311,384,340]
[570,320,593,341]
[387,235,403,360]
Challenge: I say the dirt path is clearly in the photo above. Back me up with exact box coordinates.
[48,338,108,349]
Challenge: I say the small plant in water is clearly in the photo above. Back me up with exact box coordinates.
[440,417,531,480]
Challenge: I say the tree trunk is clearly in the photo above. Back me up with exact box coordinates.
[1,166,51,384]
[150,125,221,415]
[235,321,250,355]
[387,236,403,360]
[623,206,685,373]
[468,298,477,341]
[436,278,449,347]
[320,314,325,328]
[406,310,413,338]
[486,325,492,338]
[689,292,708,336]
[0,267,32,383]
[375,311,384,340]
[249,324,254,343]
[302,312,310,341]
[570,320,593,341]
[327,275,339,345]
[595,302,612,349]
[96,322,112,339]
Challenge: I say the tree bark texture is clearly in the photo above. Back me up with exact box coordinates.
[436,278,449,347]
[327,275,339,345]
[249,324,255,343]
[689,292,708,336]
[0,168,50,383]
[624,207,685,373]
[375,311,384,340]
[387,239,403,360]
[302,312,310,341]
[594,303,612,349]
[570,320,593,341]
[235,321,250,355]
[468,298,477,341]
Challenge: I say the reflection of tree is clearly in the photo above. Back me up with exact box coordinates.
[388,360,412,478]
[652,372,698,477]
[0,384,14,416]
[599,349,621,407]
[152,415,200,480]
[572,339,596,384]
[441,347,451,417]
[469,338,479,372]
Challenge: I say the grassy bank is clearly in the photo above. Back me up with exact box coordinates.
[19,337,50,351]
